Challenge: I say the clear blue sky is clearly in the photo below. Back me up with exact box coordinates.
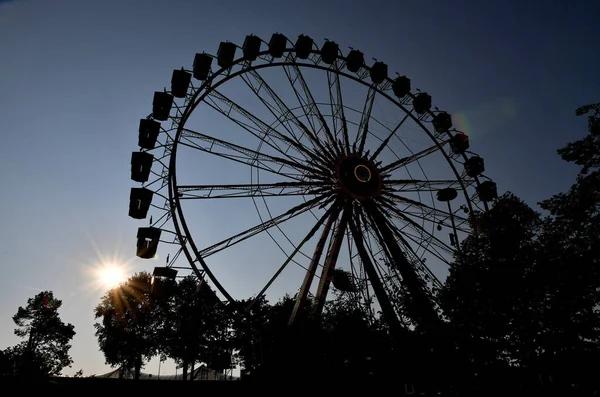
[0,0,598,377]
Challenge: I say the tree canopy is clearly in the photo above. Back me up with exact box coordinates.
[94,271,231,380]
[2,291,75,379]
[439,102,600,390]
[94,271,158,380]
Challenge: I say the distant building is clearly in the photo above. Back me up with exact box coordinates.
[93,365,238,381]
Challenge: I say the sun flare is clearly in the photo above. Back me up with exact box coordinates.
[96,263,128,289]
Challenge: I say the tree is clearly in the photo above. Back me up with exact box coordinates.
[7,291,75,379]
[439,193,543,369]
[204,298,235,376]
[539,103,600,237]
[320,291,396,380]
[232,292,396,382]
[230,294,319,379]
[439,103,600,389]
[160,275,228,380]
[535,103,600,385]
[230,295,271,375]
[94,272,158,380]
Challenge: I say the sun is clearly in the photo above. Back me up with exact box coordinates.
[96,263,128,289]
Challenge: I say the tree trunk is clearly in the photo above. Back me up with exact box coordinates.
[190,362,195,380]
[134,355,142,380]
[182,358,189,381]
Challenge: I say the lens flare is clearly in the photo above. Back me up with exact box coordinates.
[95,263,128,289]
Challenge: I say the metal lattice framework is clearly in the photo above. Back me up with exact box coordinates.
[128,33,498,332]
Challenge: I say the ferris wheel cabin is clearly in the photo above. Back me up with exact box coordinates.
[432,112,453,134]
[477,180,498,202]
[465,156,485,177]
[150,266,178,301]
[193,53,212,81]
[269,33,287,58]
[392,76,411,98]
[138,119,160,150]
[243,34,262,61]
[450,132,470,154]
[413,93,432,114]
[295,34,313,59]
[171,69,192,98]
[136,227,162,259]
[346,49,365,73]
[130,152,153,183]
[436,187,458,202]
[370,61,388,84]
[331,269,357,292]
[152,92,173,121]
[129,187,153,220]
[217,41,236,68]
[320,40,339,65]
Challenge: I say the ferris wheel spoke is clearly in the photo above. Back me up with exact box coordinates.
[359,216,411,325]
[393,225,453,274]
[201,95,287,159]
[176,139,306,182]
[387,219,454,281]
[383,219,444,288]
[353,84,376,155]
[348,212,405,334]
[401,208,470,235]
[179,128,323,180]
[381,191,470,232]
[383,213,456,260]
[379,141,448,174]
[240,69,305,145]
[176,181,331,199]
[205,89,330,173]
[282,63,341,154]
[376,198,457,256]
[362,217,411,306]
[290,201,342,324]
[248,202,338,312]
[241,69,338,163]
[197,193,335,258]
[369,112,411,162]
[343,230,372,315]
[202,94,312,168]
[360,209,442,291]
[383,178,462,192]
[361,201,440,329]
[314,205,351,313]
[360,209,414,274]
[327,62,351,153]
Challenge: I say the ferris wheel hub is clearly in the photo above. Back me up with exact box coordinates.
[336,154,382,200]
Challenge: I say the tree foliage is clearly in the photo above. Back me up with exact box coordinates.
[94,271,158,380]
[231,292,396,382]
[535,103,600,383]
[440,193,542,364]
[160,275,231,380]
[1,291,75,379]
[439,103,600,389]
[94,272,232,380]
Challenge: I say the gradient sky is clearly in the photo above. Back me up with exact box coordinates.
[0,0,598,377]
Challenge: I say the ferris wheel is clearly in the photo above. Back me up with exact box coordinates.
[128,33,498,330]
